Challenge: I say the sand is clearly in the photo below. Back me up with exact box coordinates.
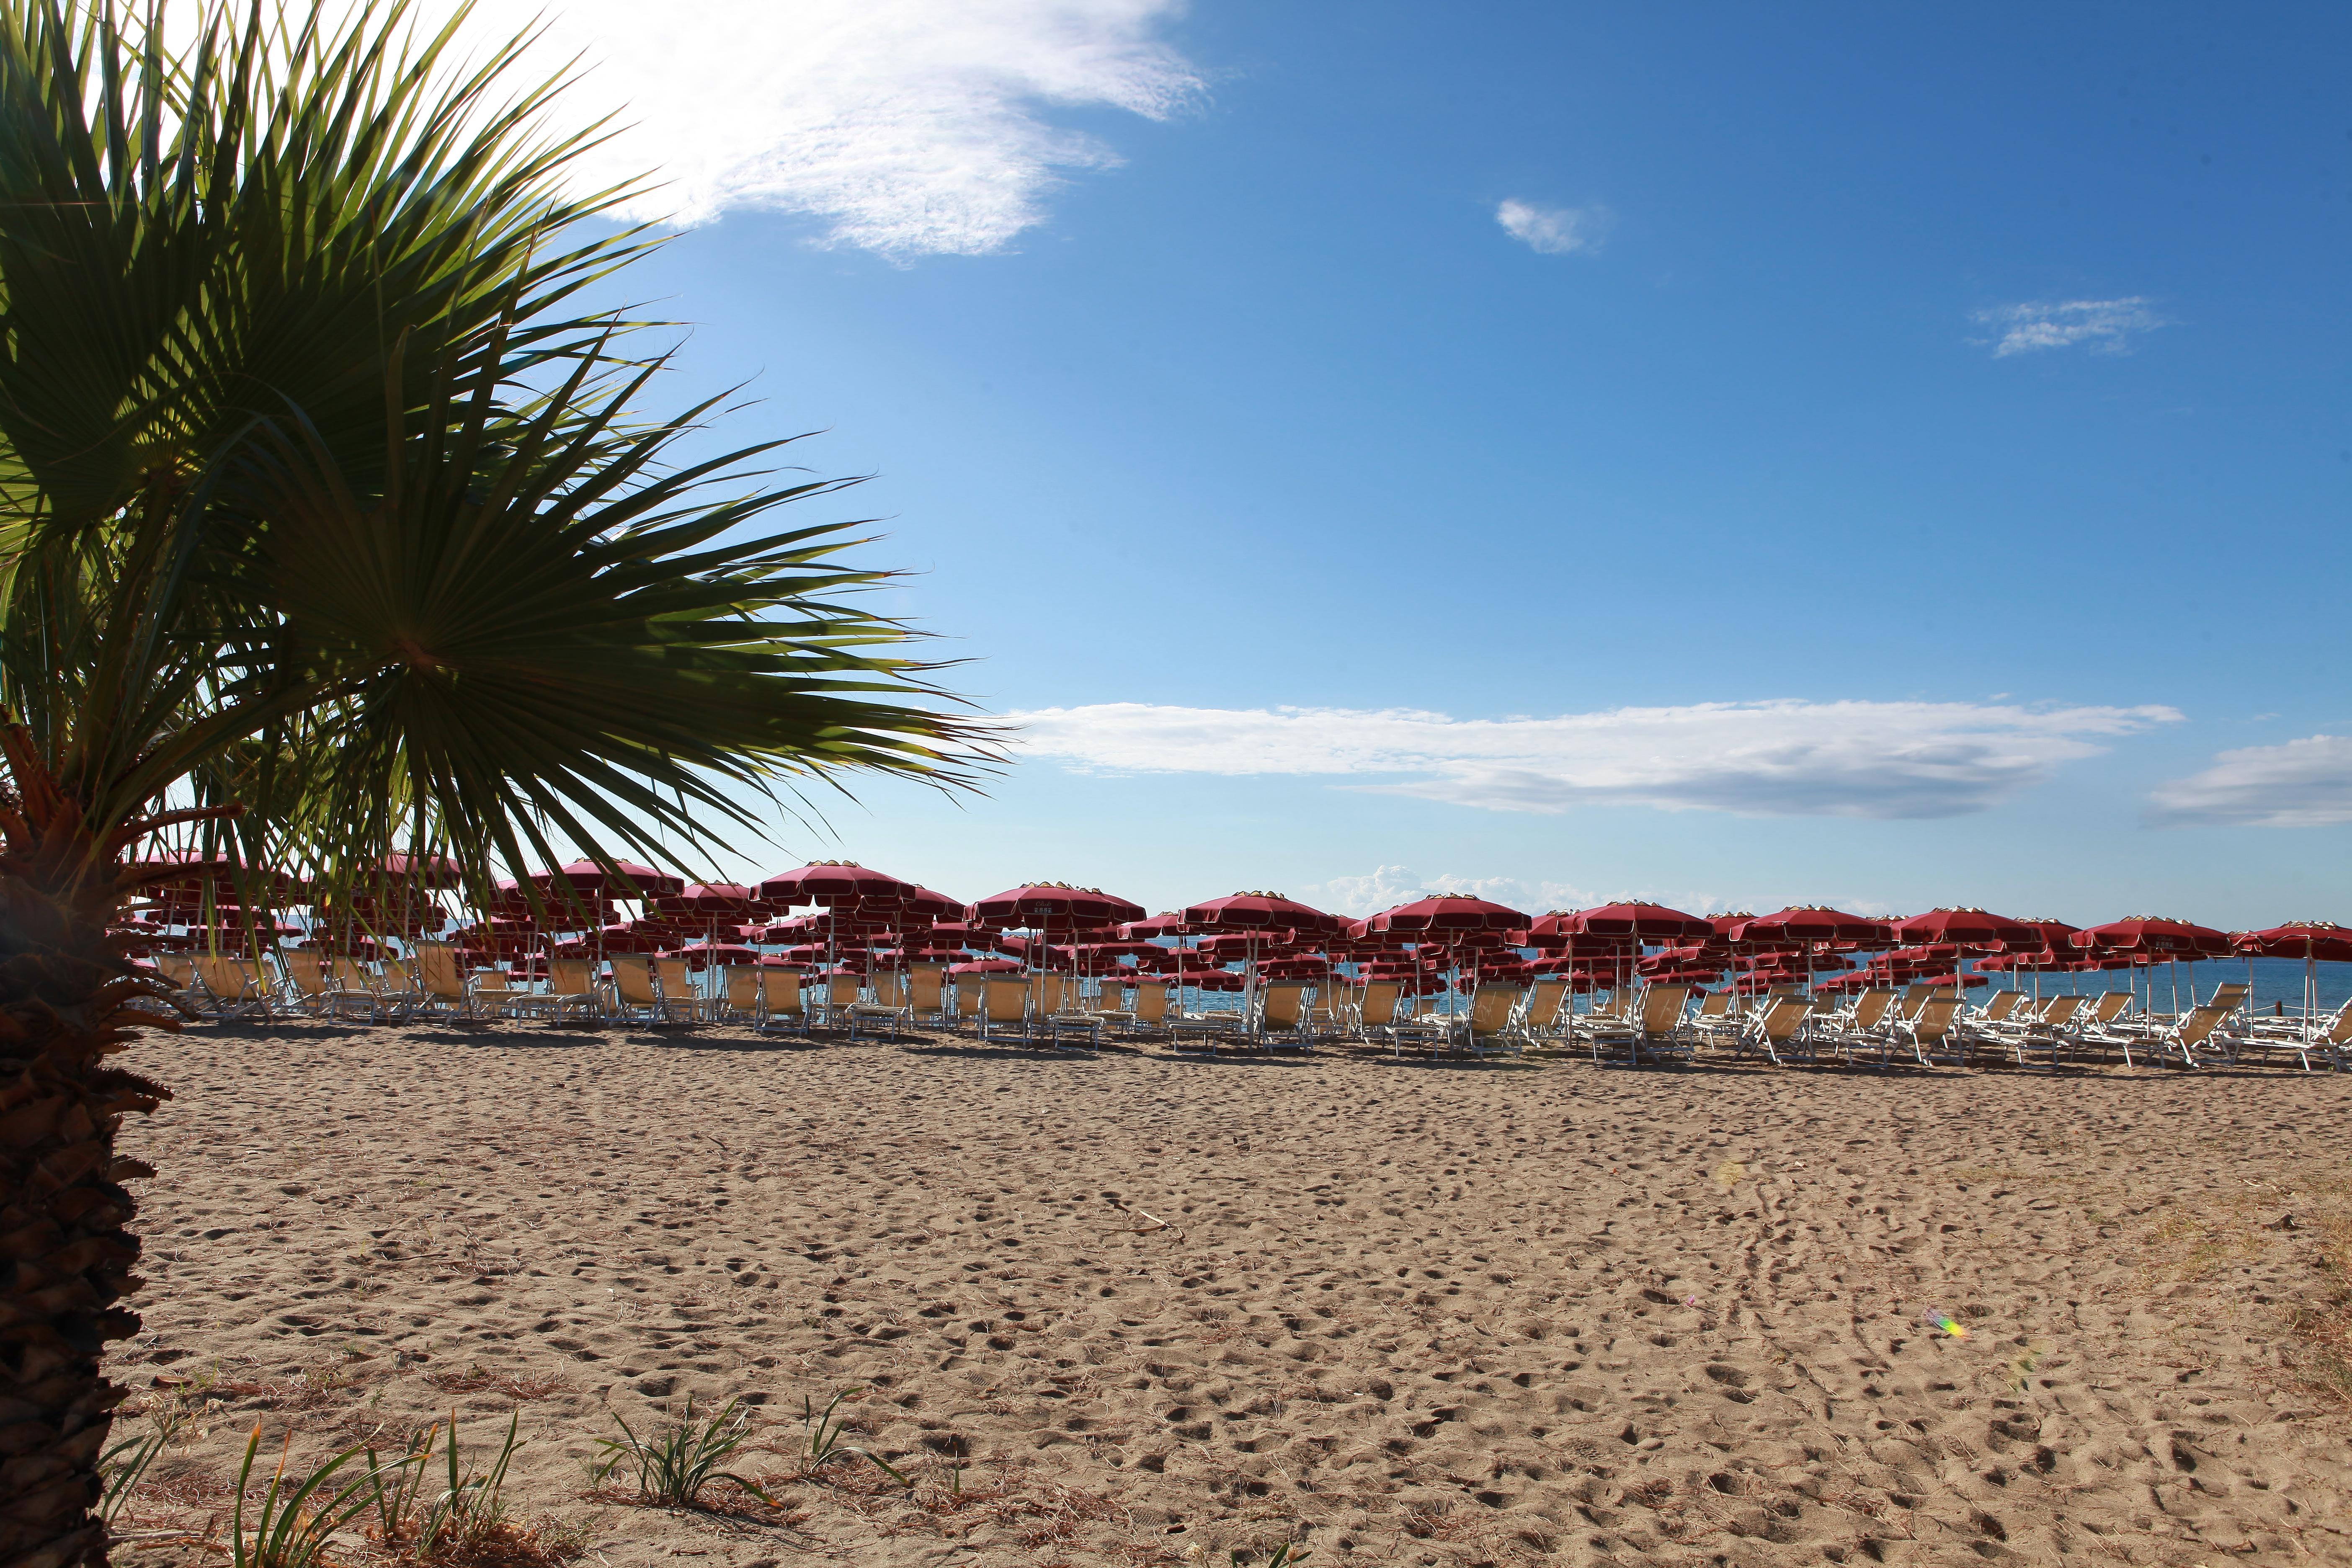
[101,1019,2352,1567]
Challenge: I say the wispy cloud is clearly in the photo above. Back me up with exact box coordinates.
[438,0,1202,254]
[2148,735,2352,828]
[1011,699,2184,820]
[1973,297,2167,357]
[1496,199,1611,256]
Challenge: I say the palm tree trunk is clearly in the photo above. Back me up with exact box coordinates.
[0,728,171,1568]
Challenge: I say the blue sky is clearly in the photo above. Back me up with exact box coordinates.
[456,0,2350,924]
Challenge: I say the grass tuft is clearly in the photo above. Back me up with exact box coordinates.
[591,1396,784,1509]
[229,1425,383,1568]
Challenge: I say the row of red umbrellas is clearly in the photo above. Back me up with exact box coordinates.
[118,850,2352,992]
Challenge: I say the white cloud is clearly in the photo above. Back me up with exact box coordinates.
[2148,735,2352,828]
[436,0,1202,253]
[1011,699,2184,820]
[1973,297,2167,357]
[1496,199,1610,256]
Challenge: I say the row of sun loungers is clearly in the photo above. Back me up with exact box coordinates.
[146,949,2349,1071]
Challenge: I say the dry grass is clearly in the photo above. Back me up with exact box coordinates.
[424,1367,567,1402]
[366,1514,589,1568]
[2286,1211,2352,1409]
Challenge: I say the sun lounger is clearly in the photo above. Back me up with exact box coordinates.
[1612,985,1692,1067]
[657,958,717,1023]
[1815,988,1899,1065]
[822,972,861,1026]
[1513,980,1571,1045]
[279,951,344,1016]
[411,941,506,1021]
[906,965,951,1029]
[1460,984,1523,1057]
[1119,982,1172,1039]
[1249,980,1323,1052]
[1166,998,1246,1054]
[1352,982,1403,1038]
[1684,990,1741,1048]
[606,957,696,1025]
[1576,989,1636,1045]
[847,970,913,1040]
[2255,998,2351,1072]
[1735,995,1813,1066]
[194,955,275,1021]
[746,969,812,1037]
[1900,995,1964,1068]
[152,954,204,1012]
[507,957,606,1023]
[1978,990,2027,1025]
[1987,992,2085,1070]
[977,978,1045,1047]
[325,956,423,1022]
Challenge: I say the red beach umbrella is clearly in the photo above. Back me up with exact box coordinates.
[539,859,684,898]
[1120,913,1189,940]
[364,852,465,889]
[1729,906,1894,946]
[590,924,666,954]
[968,882,1147,930]
[1180,891,1346,936]
[1892,907,2038,948]
[2071,916,2231,957]
[757,860,919,908]
[1549,903,1714,941]
[899,886,966,921]
[922,921,1024,955]
[654,882,763,917]
[1355,894,1529,935]
[2237,921,2352,962]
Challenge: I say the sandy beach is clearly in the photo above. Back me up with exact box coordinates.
[103,1020,2352,1566]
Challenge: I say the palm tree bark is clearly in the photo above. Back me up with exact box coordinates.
[0,727,171,1568]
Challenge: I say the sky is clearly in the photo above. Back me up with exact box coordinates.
[431,0,2349,923]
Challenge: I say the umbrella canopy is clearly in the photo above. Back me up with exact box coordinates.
[1356,894,1529,936]
[1892,907,2038,947]
[949,958,1024,975]
[364,852,465,889]
[653,882,763,918]
[758,910,903,941]
[1179,891,1346,936]
[1543,902,1713,941]
[1194,931,1318,960]
[533,860,683,899]
[914,921,1019,954]
[1729,906,1894,946]
[1121,913,1189,940]
[968,882,1146,931]
[2237,921,2352,961]
[898,886,966,921]
[758,860,920,908]
[2072,916,2232,957]
[585,924,667,954]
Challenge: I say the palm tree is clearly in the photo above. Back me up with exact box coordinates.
[0,2,988,1558]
